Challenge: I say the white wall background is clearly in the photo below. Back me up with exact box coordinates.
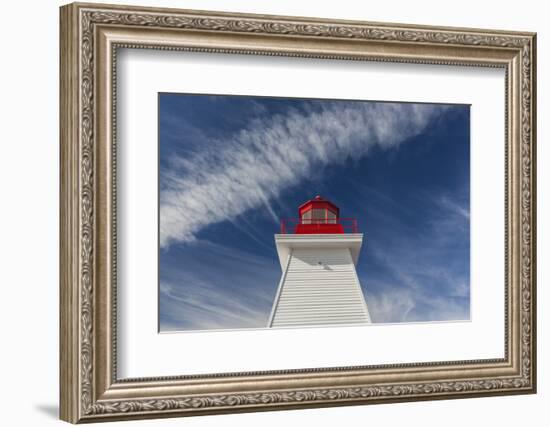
[0,0,545,426]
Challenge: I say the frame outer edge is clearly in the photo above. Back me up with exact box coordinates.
[529,33,537,393]
[59,2,537,422]
[68,1,536,37]
[60,3,81,424]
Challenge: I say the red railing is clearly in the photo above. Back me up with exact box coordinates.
[280,218,359,234]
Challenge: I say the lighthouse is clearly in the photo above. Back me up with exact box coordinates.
[268,196,371,328]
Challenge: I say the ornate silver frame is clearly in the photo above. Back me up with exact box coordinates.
[60,2,537,423]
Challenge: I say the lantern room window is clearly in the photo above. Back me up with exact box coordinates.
[303,207,338,224]
[284,196,355,234]
[312,208,326,223]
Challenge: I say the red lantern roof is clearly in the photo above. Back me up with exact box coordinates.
[279,196,358,235]
[298,195,340,218]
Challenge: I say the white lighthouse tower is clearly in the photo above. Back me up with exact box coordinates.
[268,196,371,328]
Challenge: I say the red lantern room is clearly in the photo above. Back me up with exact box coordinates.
[280,196,358,234]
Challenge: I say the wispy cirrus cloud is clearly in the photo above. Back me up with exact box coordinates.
[160,101,446,248]
[159,240,278,331]
[361,192,470,323]
[438,195,470,220]
[367,286,470,324]
[160,280,271,331]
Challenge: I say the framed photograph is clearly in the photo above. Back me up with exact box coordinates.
[60,2,537,423]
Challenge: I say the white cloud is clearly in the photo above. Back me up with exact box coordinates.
[362,193,470,323]
[160,101,445,248]
[159,239,278,331]
[367,285,470,323]
[438,195,470,220]
[160,278,271,331]
[366,286,416,323]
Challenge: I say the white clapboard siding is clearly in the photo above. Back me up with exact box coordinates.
[269,248,371,328]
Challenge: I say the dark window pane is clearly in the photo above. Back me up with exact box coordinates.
[312,209,325,223]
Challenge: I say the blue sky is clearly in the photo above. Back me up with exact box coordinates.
[158,93,470,331]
